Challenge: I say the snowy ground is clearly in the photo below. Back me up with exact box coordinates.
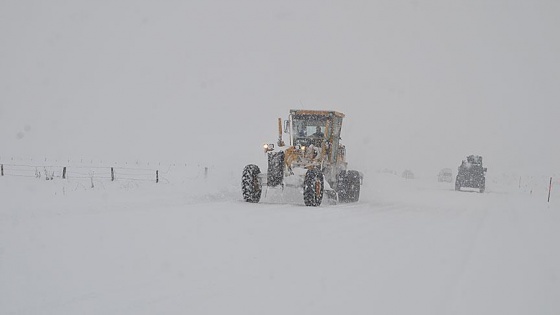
[1,169,559,315]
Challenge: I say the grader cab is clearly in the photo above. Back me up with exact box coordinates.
[242,110,362,206]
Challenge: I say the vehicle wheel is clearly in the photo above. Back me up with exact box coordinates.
[337,171,349,202]
[338,170,361,203]
[242,164,262,203]
[267,151,284,187]
[455,176,461,191]
[304,169,324,206]
[345,170,361,202]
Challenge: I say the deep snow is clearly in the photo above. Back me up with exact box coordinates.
[1,169,559,315]
[1,1,559,314]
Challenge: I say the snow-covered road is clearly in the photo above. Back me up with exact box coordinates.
[1,174,559,314]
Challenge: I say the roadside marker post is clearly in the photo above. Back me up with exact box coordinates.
[548,177,552,203]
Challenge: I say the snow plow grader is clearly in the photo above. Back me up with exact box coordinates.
[242,110,362,206]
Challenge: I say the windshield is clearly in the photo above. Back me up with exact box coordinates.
[292,115,327,146]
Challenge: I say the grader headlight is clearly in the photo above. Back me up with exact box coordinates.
[263,143,275,152]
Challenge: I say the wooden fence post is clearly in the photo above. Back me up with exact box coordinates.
[204,167,208,179]
[111,167,115,181]
[1,164,3,176]
[156,170,159,183]
[62,167,67,179]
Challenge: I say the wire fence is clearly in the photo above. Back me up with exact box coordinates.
[0,158,218,185]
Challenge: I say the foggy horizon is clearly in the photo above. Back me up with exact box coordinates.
[1,1,559,177]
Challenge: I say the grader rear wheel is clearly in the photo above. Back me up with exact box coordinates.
[337,170,361,203]
[345,170,361,202]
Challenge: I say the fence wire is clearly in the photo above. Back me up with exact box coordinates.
[0,160,217,185]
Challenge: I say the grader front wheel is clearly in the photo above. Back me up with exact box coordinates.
[304,169,324,206]
[242,164,262,203]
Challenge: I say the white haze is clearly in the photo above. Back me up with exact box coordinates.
[1,1,559,174]
[2,2,560,314]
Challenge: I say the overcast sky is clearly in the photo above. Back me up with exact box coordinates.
[1,0,559,177]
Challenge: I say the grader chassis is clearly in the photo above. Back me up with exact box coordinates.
[242,110,362,206]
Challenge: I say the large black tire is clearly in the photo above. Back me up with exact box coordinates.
[345,170,361,202]
[242,164,262,203]
[267,151,284,187]
[337,171,349,202]
[337,170,361,203]
[304,169,324,206]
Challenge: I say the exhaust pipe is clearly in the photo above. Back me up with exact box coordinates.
[277,118,285,147]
